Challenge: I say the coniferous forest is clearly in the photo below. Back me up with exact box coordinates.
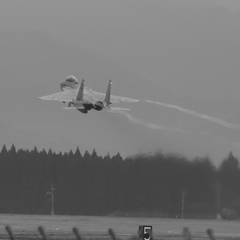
[0,144,240,219]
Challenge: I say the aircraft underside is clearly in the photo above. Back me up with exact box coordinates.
[77,102,104,114]
[78,109,88,114]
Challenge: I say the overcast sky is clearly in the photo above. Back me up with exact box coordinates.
[1,0,240,164]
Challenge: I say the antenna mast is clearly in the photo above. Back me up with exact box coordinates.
[47,183,57,215]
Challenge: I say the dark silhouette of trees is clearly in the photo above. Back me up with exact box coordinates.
[218,152,240,217]
[0,144,239,218]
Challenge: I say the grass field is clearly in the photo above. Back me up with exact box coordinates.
[0,214,239,240]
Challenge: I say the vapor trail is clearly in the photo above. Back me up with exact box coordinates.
[109,109,189,133]
[109,109,240,149]
[145,100,240,129]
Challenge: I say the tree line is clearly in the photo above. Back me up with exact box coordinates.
[0,144,239,219]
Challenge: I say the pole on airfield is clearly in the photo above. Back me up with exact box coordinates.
[47,183,57,215]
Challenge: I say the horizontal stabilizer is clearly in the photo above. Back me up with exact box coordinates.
[109,107,131,111]
[110,98,139,103]
[63,107,85,110]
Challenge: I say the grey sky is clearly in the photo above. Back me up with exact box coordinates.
[1,0,240,164]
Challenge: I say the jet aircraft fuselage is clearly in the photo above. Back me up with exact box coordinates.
[38,76,139,113]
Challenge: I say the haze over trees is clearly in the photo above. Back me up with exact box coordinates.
[2,0,240,163]
[0,144,240,219]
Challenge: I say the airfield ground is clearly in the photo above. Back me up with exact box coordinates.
[0,214,239,240]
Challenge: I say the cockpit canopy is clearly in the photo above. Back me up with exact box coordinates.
[60,75,79,90]
[66,75,78,83]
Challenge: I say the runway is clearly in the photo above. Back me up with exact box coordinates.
[0,214,239,239]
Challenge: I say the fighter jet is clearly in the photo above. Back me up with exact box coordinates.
[38,76,139,114]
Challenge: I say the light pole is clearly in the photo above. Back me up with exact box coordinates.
[47,183,57,215]
[181,190,186,219]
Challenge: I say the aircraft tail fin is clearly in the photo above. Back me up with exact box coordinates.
[76,79,85,101]
[104,80,112,106]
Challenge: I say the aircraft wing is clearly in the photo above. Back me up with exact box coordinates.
[38,89,78,102]
[39,86,139,104]
[84,88,139,103]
